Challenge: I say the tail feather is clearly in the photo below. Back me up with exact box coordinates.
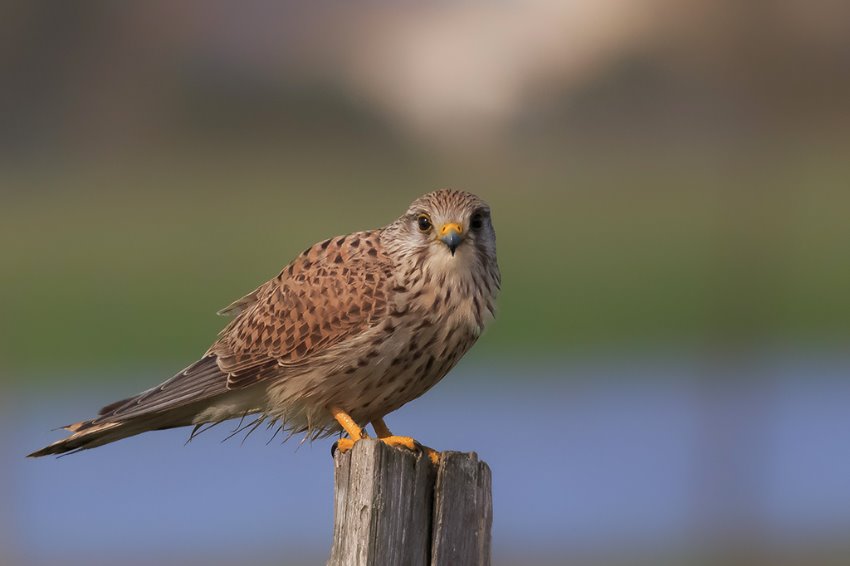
[29,356,234,457]
[29,421,127,457]
[97,395,138,417]
[28,406,202,458]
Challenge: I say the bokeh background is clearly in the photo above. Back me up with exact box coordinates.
[3,2,850,565]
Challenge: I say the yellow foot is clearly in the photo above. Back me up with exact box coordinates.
[378,435,439,464]
[423,446,441,466]
[329,410,440,464]
[334,437,357,453]
[332,435,440,465]
[378,435,417,451]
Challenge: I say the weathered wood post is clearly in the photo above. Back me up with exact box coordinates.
[328,439,492,566]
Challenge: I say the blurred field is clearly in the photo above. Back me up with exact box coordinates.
[3,2,850,381]
[3,140,850,379]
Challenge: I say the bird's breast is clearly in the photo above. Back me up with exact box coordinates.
[407,267,496,337]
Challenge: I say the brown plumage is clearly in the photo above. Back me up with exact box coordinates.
[29,189,500,457]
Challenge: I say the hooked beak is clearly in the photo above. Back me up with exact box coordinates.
[438,222,464,256]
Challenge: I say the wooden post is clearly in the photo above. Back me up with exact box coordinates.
[327,439,492,566]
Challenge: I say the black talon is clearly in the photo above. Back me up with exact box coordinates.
[331,440,339,458]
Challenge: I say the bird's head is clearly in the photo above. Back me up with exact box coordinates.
[384,189,498,275]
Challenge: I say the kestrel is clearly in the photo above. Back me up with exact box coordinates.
[30,190,500,460]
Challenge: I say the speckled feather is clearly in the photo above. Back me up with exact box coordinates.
[30,189,500,456]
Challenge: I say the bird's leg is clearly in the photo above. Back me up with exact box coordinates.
[371,417,393,438]
[329,408,439,465]
[330,406,369,453]
[371,417,440,465]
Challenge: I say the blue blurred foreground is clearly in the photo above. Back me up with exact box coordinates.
[6,356,850,566]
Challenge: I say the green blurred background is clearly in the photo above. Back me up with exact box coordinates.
[3,2,849,379]
[3,2,850,565]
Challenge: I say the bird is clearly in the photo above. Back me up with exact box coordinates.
[29,189,500,460]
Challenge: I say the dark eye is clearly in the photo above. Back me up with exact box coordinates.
[417,214,432,232]
[470,213,484,230]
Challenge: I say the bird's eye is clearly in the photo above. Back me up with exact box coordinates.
[417,214,432,232]
[470,213,484,230]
